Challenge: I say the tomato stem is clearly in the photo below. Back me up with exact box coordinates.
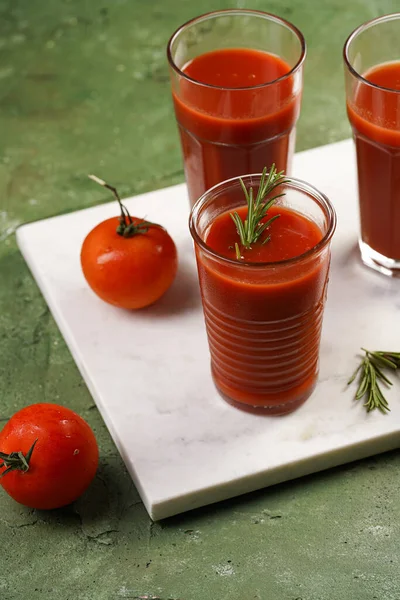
[0,439,38,477]
[88,174,154,238]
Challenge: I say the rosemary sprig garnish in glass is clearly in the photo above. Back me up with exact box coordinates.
[230,164,287,260]
[348,349,400,413]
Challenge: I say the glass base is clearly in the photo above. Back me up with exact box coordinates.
[359,240,400,278]
[212,372,317,416]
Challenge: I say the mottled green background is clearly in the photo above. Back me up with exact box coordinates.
[1,1,400,599]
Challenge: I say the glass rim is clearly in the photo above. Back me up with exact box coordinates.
[189,173,337,270]
[343,12,400,95]
[167,9,306,92]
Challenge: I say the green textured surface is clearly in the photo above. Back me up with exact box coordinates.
[1,0,400,599]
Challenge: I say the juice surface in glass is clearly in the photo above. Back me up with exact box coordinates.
[347,61,400,260]
[190,174,336,415]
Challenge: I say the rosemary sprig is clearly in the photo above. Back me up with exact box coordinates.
[230,164,286,260]
[347,349,400,413]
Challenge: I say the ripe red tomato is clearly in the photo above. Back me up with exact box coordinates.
[0,403,99,510]
[81,217,178,310]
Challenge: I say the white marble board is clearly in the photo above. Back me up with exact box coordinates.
[16,139,400,520]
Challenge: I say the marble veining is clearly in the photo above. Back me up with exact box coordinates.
[16,139,400,520]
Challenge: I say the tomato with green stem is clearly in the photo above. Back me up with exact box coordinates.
[81,176,178,310]
[0,403,98,510]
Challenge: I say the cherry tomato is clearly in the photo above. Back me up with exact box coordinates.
[80,216,178,310]
[0,403,99,510]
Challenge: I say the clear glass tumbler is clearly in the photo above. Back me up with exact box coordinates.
[189,174,336,415]
[344,13,400,276]
[168,10,306,207]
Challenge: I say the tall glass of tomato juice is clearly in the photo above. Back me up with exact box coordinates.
[189,174,336,415]
[167,10,306,207]
[344,14,400,276]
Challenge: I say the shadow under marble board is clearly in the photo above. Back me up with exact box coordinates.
[16,139,400,520]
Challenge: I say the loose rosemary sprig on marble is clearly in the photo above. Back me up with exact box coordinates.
[347,349,400,413]
[230,164,287,260]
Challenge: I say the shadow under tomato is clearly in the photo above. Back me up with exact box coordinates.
[139,259,202,318]
[70,456,141,541]
[13,456,140,541]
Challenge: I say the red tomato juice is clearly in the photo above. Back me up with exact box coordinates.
[347,61,400,259]
[172,48,301,206]
[195,205,330,413]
